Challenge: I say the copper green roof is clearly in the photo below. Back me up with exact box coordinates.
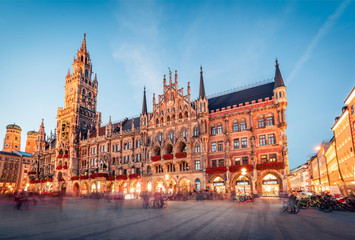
[27,130,37,135]
[6,124,21,131]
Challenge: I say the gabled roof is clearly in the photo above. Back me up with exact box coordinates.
[208,82,274,111]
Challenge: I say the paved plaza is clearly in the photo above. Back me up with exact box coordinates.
[0,197,355,240]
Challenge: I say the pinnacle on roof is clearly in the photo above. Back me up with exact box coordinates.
[199,66,206,100]
[274,59,285,88]
[142,87,148,115]
[80,33,87,52]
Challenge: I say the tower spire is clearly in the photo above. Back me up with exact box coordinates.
[142,87,148,115]
[199,66,206,99]
[80,33,87,52]
[274,59,285,88]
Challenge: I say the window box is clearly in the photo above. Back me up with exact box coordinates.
[175,152,187,158]
[129,174,140,179]
[229,164,253,173]
[80,175,88,180]
[151,155,161,162]
[89,173,108,179]
[116,175,128,180]
[163,154,173,160]
[106,176,115,181]
[63,166,68,169]
[256,162,285,170]
[57,154,62,158]
[71,176,79,181]
[206,166,227,174]
[59,178,65,182]
[64,154,69,158]
[56,166,62,170]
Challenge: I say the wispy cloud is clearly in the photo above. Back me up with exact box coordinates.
[288,0,351,83]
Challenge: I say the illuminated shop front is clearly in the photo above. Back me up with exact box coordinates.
[235,175,251,196]
[262,174,279,196]
[213,176,225,192]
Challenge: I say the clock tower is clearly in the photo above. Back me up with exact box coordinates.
[56,34,101,179]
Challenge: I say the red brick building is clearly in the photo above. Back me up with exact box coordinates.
[30,35,289,197]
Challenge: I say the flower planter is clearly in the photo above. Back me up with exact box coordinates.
[59,178,65,182]
[56,166,62,170]
[71,176,79,181]
[129,174,140,179]
[89,173,108,179]
[80,175,88,180]
[256,162,285,170]
[57,154,62,158]
[27,171,36,175]
[151,155,161,162]
[106,176,115,181]
[175,152,187,158]
[29,180,35,184]
[163,154,173,160]
[63,166,68,169]
[64,154,69,158]
[116,175,128,180]
[229,164,253,173]
[206,166,227,174]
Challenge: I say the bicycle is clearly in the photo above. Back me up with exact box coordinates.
[282,201,300,214]
[143,200,149,209]
[149,199,161,208]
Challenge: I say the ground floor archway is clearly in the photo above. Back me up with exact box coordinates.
[81,182,89,195]
[155,178,165,192]
[167,178,177,194]
[73,182,80,197]
[211,176,225,193]
[179,177,190,193]
[107,182,114,193]
[261,173,281,197]
[233,175,252,196]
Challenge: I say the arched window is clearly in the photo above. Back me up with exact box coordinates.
[195,179,201,190]
[194,144,200,153]
[172,114,176,121]
[178,142,187,153]
[181,129,187,138]
[179,113,183,119]
[157,133,162,143]
[258,117,265,128]
[184,111,188,118]
[156,165,163,173]
[240,119,247,130]
[160,117,164,124]
[166,144,173,154]
[85,69,88,78]
[156,119,159,125]
[167,116,170,122]
[211,124,216,135]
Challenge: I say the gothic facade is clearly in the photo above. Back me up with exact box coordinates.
[30,35,289,197]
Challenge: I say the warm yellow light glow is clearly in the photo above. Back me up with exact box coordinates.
[47,182,49,186]
[165,174,170,180]
[26,183,29,187]
[315,146,321,151]
[241,168,247,175]
[147,182,152,191]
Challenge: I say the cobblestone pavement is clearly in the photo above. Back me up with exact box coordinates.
[0,197,354,240]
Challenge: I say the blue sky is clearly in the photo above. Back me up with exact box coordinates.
[0,0,354,169]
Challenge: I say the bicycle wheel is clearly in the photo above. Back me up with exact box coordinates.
[286,204,300,214]
[239,196,245,202]
[143,201,149,209]
[320,203,333,213]
[282,202,289,212]
[156,200,162,208]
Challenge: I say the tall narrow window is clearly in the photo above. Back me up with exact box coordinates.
[268,134,275,145]
[266,117,274,126]
[258,119,265,128]
[259,135,266,146]
[218,142,223,151]
[211,142,216,152]
[261,155,267,163]
[234,139,240,149]
[241,138,247,148]
[242,156,249,165]
[269,154,277,162]
[195,144,200,153]
[211,127,216,135]
[195,160,201,170]
[217,124,223,134]
[240,121,246,130]
[235,157,241,165]
[233,122,239,132]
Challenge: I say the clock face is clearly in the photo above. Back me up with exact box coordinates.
[61,120,70,141]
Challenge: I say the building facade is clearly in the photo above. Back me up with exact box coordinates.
[2,124,22,152]
[30,35,289,197]
[289,164,310,192]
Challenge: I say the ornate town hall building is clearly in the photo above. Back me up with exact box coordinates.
[30,35,289,197]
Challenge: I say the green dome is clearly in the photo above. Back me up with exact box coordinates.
[27,130,37,135]
[6,124,22,131]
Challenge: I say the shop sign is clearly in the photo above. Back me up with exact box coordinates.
[236,180,249,185]
[213,181,225,186]
[263,180,278,185]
